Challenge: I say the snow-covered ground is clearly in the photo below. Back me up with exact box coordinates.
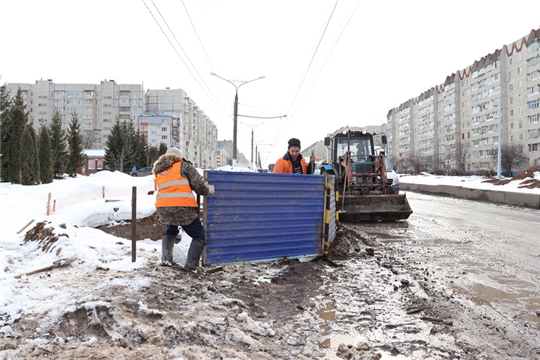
[399,171,540,194]
[1,170,539,359]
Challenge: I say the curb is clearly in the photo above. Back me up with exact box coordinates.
[400,183,540,210]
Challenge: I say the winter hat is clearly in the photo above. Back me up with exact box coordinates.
[288,138,301,148]
[166,147,181,156]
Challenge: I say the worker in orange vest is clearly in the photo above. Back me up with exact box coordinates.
[273,138,316,174]
[153,147,215,272]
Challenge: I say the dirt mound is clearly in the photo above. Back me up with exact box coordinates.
[518,178,540,189]
[97,212,164,240]
[481,169,539,187]
[24,221,70,254]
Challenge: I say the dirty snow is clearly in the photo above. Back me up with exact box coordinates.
[1,171,539,359]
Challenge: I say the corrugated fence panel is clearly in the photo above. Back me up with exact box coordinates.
[204,170,325,265]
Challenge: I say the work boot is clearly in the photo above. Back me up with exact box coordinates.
[183,238,206,272]
[161,234,176,266]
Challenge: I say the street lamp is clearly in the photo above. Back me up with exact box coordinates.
[211,72,265,166]
[240,121,265,168]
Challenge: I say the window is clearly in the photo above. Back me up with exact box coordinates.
[518,53,522,61]
[161,135,168,140]
[511,135,514,142]
[518,80,523,88]
[510,122,514,129]
[509,71,513,79]
[519,120,523,128]
[510,109,514,116]
[508,58,513,65]
[510,97,513,104]
[510,84,513,91]
[161,127,167,131]
[519,94,522,101]
[519,133,523,141]
[518,67,522,75]
[519,107,523,114]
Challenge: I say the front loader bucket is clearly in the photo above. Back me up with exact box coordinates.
[338,194,413,222]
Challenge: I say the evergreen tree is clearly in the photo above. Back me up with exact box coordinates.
[158,142,167,156]
[29,124,40,184]
[19,125,40,185]
[49,110,68,178]
[148,146,159,167]
[133,131,149,167]
[104,120,126,172]
[121,120,137,173]
[38,125,54,184]
[0,82,13,182]
[66,112,85,177]
[7,89,29,184]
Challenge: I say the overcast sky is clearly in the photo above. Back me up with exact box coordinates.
[2,0,539,167]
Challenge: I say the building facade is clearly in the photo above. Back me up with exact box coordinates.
[6,81,222,170]
[6,79,144,149]
[387,28,540,174]
[144,88,218,169]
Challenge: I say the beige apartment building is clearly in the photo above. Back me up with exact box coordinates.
[387,28,540,174]
[6,79,143,149]
[6,80,220,169]
[144,89,218,169]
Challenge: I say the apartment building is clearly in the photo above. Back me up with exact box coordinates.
[6,79,143,149]
[145,89,218,169]
[387,28,540,174]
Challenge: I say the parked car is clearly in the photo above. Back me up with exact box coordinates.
[130,167,153,177]
[374,146,399,194]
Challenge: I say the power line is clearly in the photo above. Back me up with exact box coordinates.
[271,0,340,154]
[141,0,228,117]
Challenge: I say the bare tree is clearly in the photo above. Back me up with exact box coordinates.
[492,143,528,176]
[82,130,94,149]
[456,143,470,173]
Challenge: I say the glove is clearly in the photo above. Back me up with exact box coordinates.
[208,184,215,195]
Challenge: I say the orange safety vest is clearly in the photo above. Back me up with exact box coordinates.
[154,161,198,208]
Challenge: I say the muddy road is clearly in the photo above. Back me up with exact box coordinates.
[2,191,540,360]
[337,190,540,359]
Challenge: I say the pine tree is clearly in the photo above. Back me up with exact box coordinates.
[49,110,68,178]
[104,120,126,172]
[121,120,137,173]
[0,82,13,182]
[148,146,159,167]
[133,131,149,167]
[19,125,40,185]
[158,142,167,156]
[7,89,29,184]
[38,124,54,184]
[66,112,85,177]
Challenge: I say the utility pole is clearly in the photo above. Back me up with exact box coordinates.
[211,73,265,166]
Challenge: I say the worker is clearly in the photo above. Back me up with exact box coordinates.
[152,147,215,272]
[273,138,316,174]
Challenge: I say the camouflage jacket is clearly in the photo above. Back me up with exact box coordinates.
[152,153,211,226]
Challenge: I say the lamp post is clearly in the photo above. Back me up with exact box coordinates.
[211,72,265,166]
[240,121,265,168]
[496,86,508,180]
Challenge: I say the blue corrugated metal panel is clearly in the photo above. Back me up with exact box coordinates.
[204,171,325,264]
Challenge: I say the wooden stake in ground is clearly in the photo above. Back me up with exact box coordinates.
[16,219,34,234]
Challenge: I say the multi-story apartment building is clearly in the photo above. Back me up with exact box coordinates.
[216,147,228,167]
[144,89,218,169]
[138,110,184,149]
[6,79,143,149]
[387,28,540,174]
